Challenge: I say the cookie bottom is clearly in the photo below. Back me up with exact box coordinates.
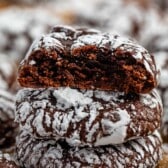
[16,131,162,168]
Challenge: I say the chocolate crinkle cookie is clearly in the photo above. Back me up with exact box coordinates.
[15,87,162,147]
[154,52,168,143]
[18,25,159,94]
[0,89,18,149]
[0,152,18,168]
[15,130,162,168]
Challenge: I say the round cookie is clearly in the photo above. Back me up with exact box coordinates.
[15,87,162,147]
[0,89,18,148]
[18,25,159,94]
[154,52,168,143]
[0,7,61,62]
[16,130,162,168]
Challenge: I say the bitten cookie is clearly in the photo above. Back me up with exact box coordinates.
[16,130,162,168]
[15,87,162,147]
[18,25,159,93]
[0,89,18,148]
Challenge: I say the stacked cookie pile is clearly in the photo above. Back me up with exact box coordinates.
[15,25,163,167]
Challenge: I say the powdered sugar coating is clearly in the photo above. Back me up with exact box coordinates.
[139,7,168,53]
[59,0,144,37]
[16,130,162,168]
[9,0,55,4]
[15,87,162,147]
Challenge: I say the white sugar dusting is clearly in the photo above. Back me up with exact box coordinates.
[45,113,51,128]
[0,77,8,90]
[53,87,92,109]
[95,109,131,146]
[77,34,105,45]
[32,109,50,136]
[154,52,168,87]
[0,89,15,121]
[111,35,133,49]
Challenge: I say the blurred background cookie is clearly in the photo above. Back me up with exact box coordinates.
[154,52,168,145]
[15,88,162,146]
[0,6,62,62]
[0,56,18,93]
[157,155,168,168]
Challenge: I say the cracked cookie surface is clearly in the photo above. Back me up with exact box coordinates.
[15,87,162,147]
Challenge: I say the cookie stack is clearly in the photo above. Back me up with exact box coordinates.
[15,25,163,167]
